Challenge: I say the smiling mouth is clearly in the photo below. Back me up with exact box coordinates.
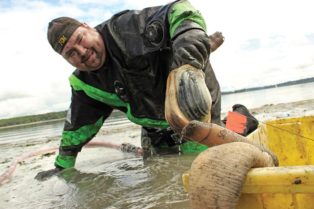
[81,49,92,63]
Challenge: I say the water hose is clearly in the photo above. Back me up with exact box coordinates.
[0,141,143,185]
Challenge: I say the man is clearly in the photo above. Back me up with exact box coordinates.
[36,0,255,180]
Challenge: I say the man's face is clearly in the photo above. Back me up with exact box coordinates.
[61,24,106,72]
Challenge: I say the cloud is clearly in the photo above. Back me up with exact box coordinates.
[0,91,30,102]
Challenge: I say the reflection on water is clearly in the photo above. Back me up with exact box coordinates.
[0,120,65,143]
[60,156,194,209]
[31,155,196,209]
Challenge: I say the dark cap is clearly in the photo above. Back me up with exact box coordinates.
[47,17,82,54]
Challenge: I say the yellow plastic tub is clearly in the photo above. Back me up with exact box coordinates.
[182,115,314,209]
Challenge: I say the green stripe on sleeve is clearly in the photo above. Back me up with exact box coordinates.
[55,117,104,169]
[168,0,206,38]
[69,75,126,107]
[61,117,104,147]
[125,108,169,129]
[55,155,76,169]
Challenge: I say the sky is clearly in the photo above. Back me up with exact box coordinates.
[0,0,314,119]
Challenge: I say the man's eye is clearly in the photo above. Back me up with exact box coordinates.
[79,36,83,44]
[69,51,77,58]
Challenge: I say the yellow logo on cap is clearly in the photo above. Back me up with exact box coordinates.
[58,35,67,46]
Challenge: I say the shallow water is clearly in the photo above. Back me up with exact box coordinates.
[0,145,196,209]
[221,82,314,112]
[54,155,195,209]
[1,82,314,209]
[0,124,196,209]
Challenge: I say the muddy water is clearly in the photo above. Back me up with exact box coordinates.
[0,124,196,209]
[52,156,195,209]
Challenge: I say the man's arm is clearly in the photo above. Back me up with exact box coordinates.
[35,89,113,180]
[168,0,223,70]
[165,0,224,132]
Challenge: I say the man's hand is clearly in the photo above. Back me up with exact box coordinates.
[35,167,63,181]
[172,29,211,70]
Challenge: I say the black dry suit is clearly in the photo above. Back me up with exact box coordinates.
[55,0,221,169]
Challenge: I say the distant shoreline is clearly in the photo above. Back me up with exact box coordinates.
[222,77,314,95]
[0,118,65,130]
[0,109,126,129]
